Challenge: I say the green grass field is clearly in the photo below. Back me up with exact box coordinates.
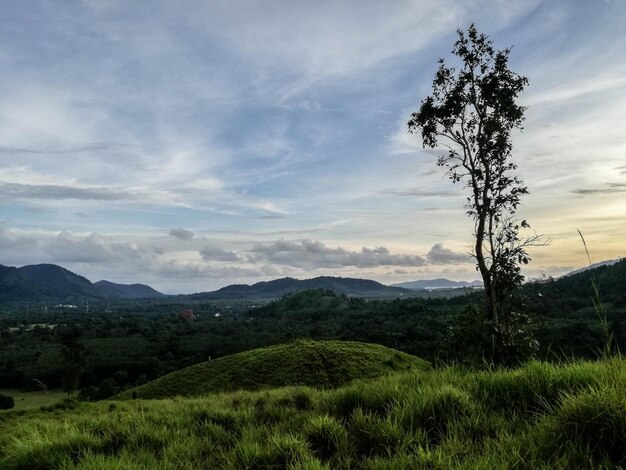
[0,388,66,413]
[116,340,430,400]
[1,357,624,469]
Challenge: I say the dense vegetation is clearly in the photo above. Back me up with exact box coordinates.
[116,340,430,400]
[1,358,625,468]
[1,259,624,399]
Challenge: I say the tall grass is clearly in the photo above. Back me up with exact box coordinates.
[577,229,615,358]
[1,358,625,469]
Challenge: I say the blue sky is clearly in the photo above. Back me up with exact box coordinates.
[1,0,625,293]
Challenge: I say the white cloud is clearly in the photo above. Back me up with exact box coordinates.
[249,239,427,269]
[48,231,154,264]
[1,1,624,289]
[426,243,470,264]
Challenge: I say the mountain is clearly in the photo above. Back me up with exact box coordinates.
[18,264,102,299]
[94,280,165,299]
[560,257,625,278]
[0,263,164,303]
[392,278,483,290]
[116,340,430,399]
[189,276,412,300]
[0,265,57,302]
[525,257,626,310]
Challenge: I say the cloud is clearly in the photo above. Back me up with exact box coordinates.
[426,243,470,264]
[0,228,40,258]
[48,231,154,264]
[379,188,459,197]
[250,239,427,269]
[256,215,287,220]
[0,182,135,200]
[200,245,240,262]
[169,227,195,240]
[571,183,626,195]
[0,142,139,155]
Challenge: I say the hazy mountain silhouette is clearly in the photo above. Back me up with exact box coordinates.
[188,276,412,300]
[391,278,483,290]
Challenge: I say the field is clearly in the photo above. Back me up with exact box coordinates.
[1,357,624,469]
[0,389,66,413]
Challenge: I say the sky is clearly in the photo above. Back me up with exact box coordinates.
[1,0,625,294]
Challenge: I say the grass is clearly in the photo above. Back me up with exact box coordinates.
[116,340,430,399]
[1,356,625,468]
[0,389,67,413]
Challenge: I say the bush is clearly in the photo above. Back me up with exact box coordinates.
[0,393,14,410]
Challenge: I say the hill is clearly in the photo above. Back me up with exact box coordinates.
[252,289,351,318]
[189,276,412,300]
[392,278,483,290]
[116,340,430,399]
[94,280,165,299]
[0,263,165,303]
[0,265,56,302]
[525,257,626,313]
[560,257,624,277]
[18,264,102,299]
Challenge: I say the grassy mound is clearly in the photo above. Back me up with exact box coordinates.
[1,358,625,469]
[116,340,430,399]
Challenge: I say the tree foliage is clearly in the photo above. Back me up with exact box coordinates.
[59,325,87,395]
[408,25,542,360]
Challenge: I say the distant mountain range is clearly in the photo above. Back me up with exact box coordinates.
[0,263,164,302]
[187,276,411,300]
[391,278,483,290]
[2,258,623,304]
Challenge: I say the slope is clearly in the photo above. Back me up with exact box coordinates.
[94,280,165,299]
[0,265,56,302]
[189,276,411,300]
[18,264,102,299]
[116,340,430,399]
[2,358,625,469]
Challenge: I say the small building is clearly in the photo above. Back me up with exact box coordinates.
[179,309,194,320]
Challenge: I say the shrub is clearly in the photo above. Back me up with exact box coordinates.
[0,394,15,410]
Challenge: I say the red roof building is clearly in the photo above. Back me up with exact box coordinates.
[179,309,194,319]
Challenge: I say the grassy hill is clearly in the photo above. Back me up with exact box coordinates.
[1,357,625,468]
[116,340,430,399]
[188,276,412,300]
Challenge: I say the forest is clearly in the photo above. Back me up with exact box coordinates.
[1,259,624,400]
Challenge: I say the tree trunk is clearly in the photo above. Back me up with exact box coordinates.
[475,209,496,326]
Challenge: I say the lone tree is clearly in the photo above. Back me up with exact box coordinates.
[59,325,87,395]
[408,25,542,358]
